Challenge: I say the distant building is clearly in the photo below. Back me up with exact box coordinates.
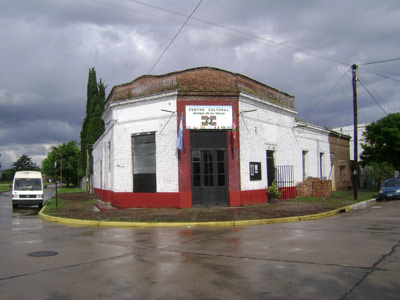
[92,67,333,208]
[329,131,352,191]
[333,123,369,161]
[333,123,370,188]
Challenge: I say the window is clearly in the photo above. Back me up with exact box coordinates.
[192,151,201,187]
[132,133,156,193]
[108,141,111,188]
[320,153,324,179]
[217,150,226,187]
[100,160,103,189]
[108,141,111,172]
[14,179,42,190]
[302,150,308,180]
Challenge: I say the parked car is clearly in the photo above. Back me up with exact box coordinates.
[377,178,400,201]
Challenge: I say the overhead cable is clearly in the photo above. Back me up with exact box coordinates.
[357,77,389,115]
[147,0,203,74]
[125,0,351,67]
[302,67,351,120]
[362,68,400,83]
[361,57,400,66]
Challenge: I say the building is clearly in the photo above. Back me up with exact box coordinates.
[333,123,371,188]
[92,67,332,208]
[329,130,352,191]
[333,123,369,161]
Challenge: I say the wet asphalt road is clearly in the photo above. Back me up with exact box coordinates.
[0,190,399,300]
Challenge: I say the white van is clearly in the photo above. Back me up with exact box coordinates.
[12,171,44,208]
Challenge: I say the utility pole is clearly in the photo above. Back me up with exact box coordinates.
[352,64,358,200]
[60,151,63,187]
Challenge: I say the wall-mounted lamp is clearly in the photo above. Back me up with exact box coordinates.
[239,109,257,115]
[294,124,307,128]
[161,109,176,114]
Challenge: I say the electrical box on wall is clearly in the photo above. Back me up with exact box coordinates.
[249,162,262,181]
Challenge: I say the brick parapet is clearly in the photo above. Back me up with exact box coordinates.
[106,67,295,110]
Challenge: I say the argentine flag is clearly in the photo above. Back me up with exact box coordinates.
[176,113,183,150]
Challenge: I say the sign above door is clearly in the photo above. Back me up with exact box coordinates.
[186,105,233,130]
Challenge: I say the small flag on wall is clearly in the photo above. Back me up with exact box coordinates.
[176,113,183,150]
[232,121,237,148]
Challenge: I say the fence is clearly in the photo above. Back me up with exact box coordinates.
[275,165,296,200]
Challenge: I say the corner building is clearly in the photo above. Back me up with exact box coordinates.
[92,67,331,208]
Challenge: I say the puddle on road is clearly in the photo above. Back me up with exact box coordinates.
[367,227,390,231]
[12,207,40,218]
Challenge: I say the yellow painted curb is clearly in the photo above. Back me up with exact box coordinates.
[39,208,100,226]
[39,205,351,228]
[234,206,351,226]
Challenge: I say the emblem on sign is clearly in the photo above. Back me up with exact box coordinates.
[201,115,217,126]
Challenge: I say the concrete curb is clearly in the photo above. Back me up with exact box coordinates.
[348,198,376,210]
[38,201,370,228]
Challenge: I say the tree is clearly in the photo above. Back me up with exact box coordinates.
[80,68,106,187]
[0,153,2,170]
[366,162,395,191]
[360,113,400,170]
[12,154,40,173]
[42,141,80,187]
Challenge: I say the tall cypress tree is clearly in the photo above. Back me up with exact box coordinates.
[80,68,105,186]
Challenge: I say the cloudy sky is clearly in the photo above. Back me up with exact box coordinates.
[0,0,399,169]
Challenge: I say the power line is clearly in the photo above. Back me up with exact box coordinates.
[361,57,400,66]
[93,0,400,72]
[362,68,400,83]
[92,0,184,24]
[126,0,188,18]
[92,0,230,40]
[147,0,203,74]
[123,0,351,67]
[302,66,351,120]
[357,77,389,116]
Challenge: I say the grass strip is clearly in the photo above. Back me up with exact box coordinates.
[0,182,12,193]
[288,190,377,208]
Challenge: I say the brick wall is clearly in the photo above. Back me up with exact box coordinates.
[329,132,352,191]
[297,177,332,198]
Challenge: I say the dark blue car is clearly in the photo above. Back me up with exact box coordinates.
[377,178,400,201]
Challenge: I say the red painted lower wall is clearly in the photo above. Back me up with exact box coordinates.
[94,188,189,209]
[94,187,297,209]
[280,186,297,200]
[240,189,268,206]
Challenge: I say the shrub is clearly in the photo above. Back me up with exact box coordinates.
[267,180,283,203]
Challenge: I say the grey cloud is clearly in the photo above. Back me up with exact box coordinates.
[0,0,398,168]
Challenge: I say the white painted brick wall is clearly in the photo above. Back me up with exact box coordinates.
[293,126,331,181]
[93,93,179,193]
[239,93,331,190]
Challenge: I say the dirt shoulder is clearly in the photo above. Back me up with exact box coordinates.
[44,193,329,222]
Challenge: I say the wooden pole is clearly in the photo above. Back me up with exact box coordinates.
[352,64,358,200]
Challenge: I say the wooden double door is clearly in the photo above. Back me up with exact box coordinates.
[190,131,228,207]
